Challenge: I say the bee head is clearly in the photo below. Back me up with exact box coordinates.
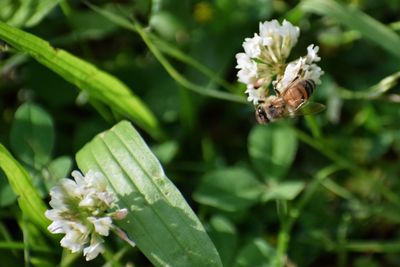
[255,104,270,124]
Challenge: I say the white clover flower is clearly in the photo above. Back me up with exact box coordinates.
[45,170,129,261]
[236,19,301,104]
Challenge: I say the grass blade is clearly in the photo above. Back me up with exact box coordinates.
[76,121,223,267]
[0,144,49,231]
[0,0,61,28]
[301,0,400,59]
[0,21,163,139]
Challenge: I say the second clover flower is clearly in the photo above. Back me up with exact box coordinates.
[45,170,130,261]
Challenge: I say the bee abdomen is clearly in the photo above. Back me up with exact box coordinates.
[304,79,316,98]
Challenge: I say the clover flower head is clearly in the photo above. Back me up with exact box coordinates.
[274,45,324,93]
[236,19,323,105]
[45,170,128,261]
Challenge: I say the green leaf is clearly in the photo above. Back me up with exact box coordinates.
[261,181,305,202]
[0,144,49,230]
[209,215,238,267]
[10,102,54,169]
[301,0,400,60]
[193,167,263,212]
[0,171,17,207]
[235,238,276,267]
[151,140,179,165]
[248,124,298,180]
[76,121,222,267]
[0,21,163,140]
[43,156,73,191]
[0,0,61,28]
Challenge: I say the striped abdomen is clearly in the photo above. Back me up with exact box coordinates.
[282,79,315,110]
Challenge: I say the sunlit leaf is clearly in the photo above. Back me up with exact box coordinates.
[76,121,222,267]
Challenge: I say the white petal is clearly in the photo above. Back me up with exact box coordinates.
[280,19,300,40]
[60,227,88,253]
[79,194,96,207]
[259,19,280,38]
[304,64,324,84]
[242,34,262,58]
[88,217,112,236]
[245,85,263,105]
[45,209,63,221]
[83,238,105,261]
[71,170,85,186]
[96,191,115,206]
[306,44,321,63]
[47,220,67,234]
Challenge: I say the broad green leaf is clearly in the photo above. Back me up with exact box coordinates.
[0,21,163,140]
[0,0,61,28]
[301,0,400,60]
[76,121,222,267]
[193,167,263,212]
[235,238,276,267]
[209,215,238,267]
[248,124,298,180]
[0,144,49,230]
[10,102,54,169]
[261,181,305,202]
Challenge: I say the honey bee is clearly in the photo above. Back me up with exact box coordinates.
[255,78,325,124]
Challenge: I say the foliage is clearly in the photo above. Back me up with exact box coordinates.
[1,0,400,266]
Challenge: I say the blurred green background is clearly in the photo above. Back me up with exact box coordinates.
[1,0,400,266]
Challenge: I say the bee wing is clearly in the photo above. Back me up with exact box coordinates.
[274,77,299,95]
[286,102,326,117]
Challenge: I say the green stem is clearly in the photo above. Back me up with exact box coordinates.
[274,165,342,267]
[131,20,246,103]
[151,35,237,93]
[275,226,290,267]
[85,2,246,103]
[345,240,400,253]
[337,214,351,267]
